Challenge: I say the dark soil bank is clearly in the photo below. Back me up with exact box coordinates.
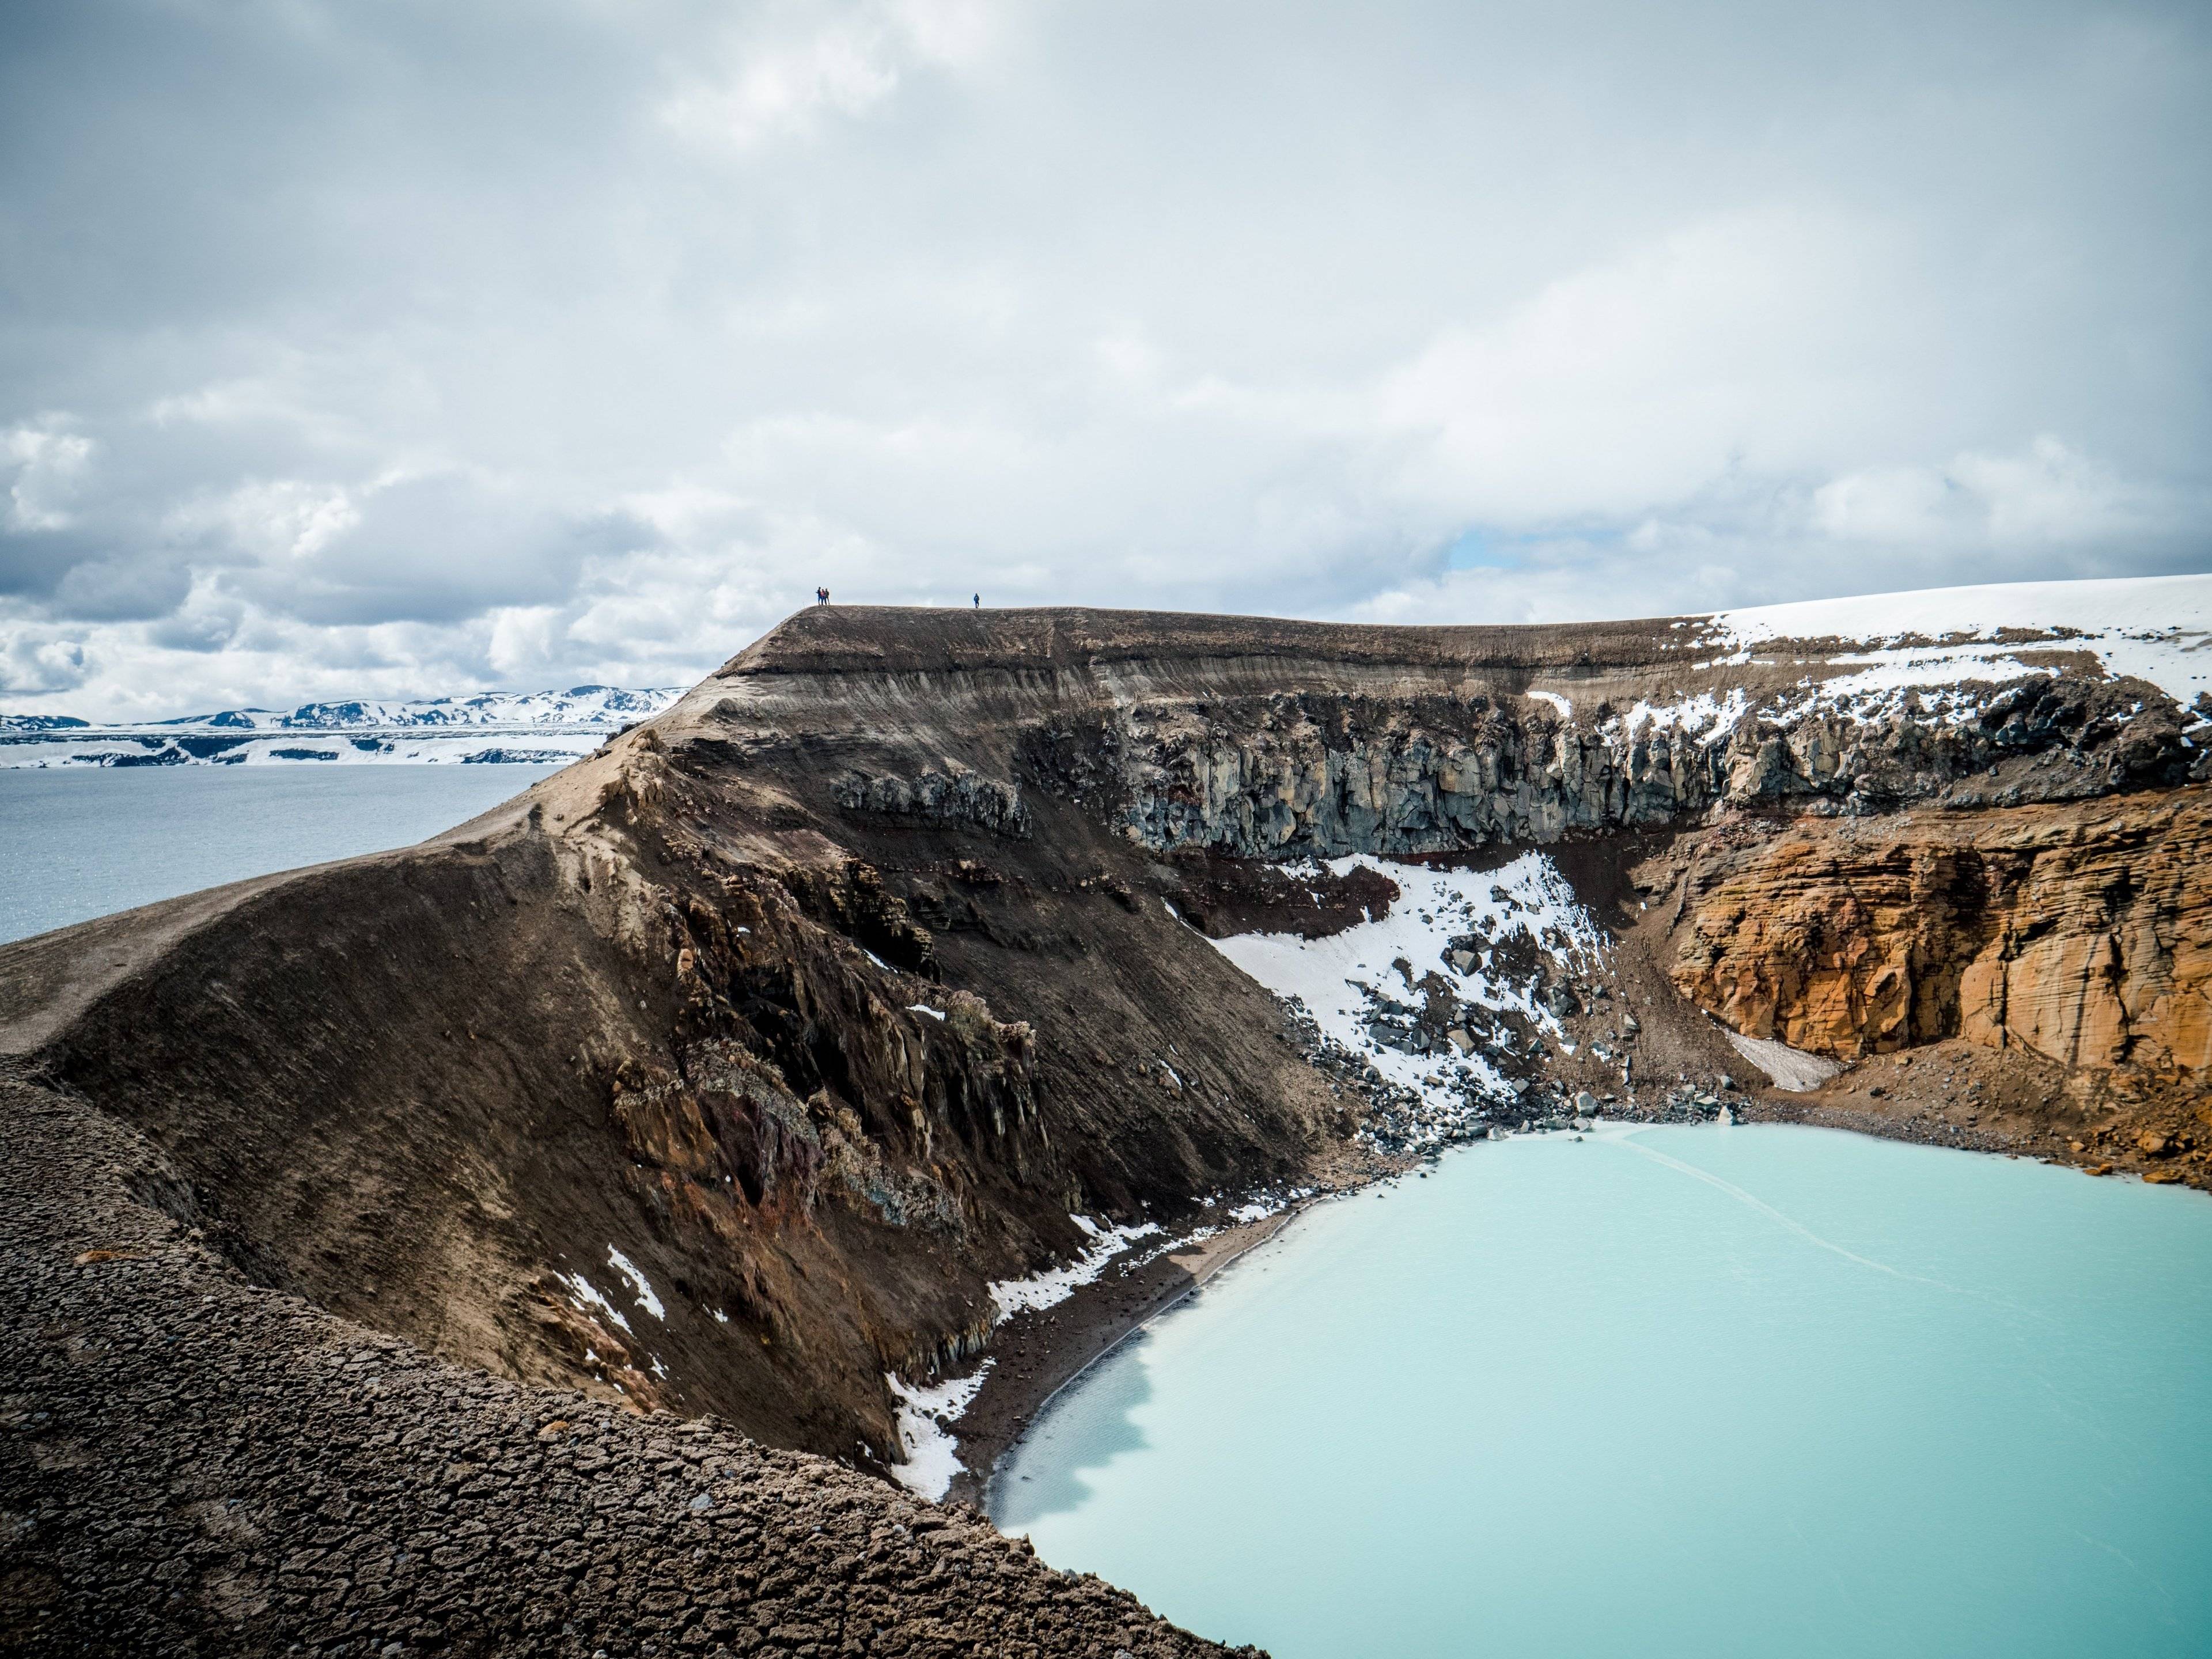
[0,1077,1251,1659]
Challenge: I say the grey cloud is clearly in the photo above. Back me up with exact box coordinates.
[225,480,661,628]
[0,525,103,601]
[146,607,239,655]
[1,0,2207,717]
[51,554,194,622]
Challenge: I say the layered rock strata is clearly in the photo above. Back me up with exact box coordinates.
[1662,790,2212,1075]
[1029,669,2201,858]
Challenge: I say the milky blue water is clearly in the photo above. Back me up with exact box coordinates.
[994,1124,2212,1658]
[0,764,560,944]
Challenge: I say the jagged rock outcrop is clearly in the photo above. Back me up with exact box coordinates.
[1664,789,2212,1075]
[1018,672,2204,860]
[834,767,1033,839]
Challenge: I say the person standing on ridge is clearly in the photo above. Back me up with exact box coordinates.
[972,593,980,608]
[816,586,828,605]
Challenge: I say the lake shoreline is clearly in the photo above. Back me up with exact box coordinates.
[946,1066,2203,1522]
[974,1115,2212,1658]
[944,1192,1345,1513]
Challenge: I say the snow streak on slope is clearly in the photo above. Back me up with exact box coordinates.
[1704,573,2212,709]
[887,1209,1166,1497]
[1210,853,1605,1148]
[986,1215,1163,1323]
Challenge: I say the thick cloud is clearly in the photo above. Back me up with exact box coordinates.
[2,0,2207,717]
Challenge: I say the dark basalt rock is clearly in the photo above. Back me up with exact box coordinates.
[1025,674,2206,862]
[834,767,1033,840]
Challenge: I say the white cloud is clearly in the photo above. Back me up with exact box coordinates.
[4,421,94,531]
[1811,437,2168,548]
[0,627,89,695]
[1373,209,1917,525]
[175,479,362,563]
[660,0,1000,150]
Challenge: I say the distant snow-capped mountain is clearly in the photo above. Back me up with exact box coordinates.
[143,685,683,733]
[0,685,686,767]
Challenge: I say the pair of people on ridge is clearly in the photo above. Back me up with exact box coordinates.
[814,588,982,607]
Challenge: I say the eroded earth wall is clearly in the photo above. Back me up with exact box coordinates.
[1664,791,2212,1075]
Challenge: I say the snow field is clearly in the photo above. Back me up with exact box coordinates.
[1209,851,1605,1113]
[1705,571,2212,711]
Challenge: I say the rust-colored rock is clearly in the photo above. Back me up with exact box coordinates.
[1668,788,2212,1075]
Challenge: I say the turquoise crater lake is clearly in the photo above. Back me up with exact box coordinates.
[991,1124,2212,1658]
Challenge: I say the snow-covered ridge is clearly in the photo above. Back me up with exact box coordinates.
[0,684,683,767]
[1699,573,2212,710]
[181,685,682,732]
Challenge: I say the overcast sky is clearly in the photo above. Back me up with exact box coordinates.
[4,0,2209,718]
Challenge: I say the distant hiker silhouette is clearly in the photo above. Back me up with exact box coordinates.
[973,594,980,608]
[816,586,828,605]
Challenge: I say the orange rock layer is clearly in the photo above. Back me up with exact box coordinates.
[1670,788,2212,1076]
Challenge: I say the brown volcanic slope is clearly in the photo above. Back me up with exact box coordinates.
[3,600,2209,1653]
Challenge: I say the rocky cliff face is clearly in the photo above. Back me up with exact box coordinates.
[1663,790,2212,1077]
[1020,669,2203,859]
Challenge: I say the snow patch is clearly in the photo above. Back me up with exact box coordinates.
[1708,573,2212,709]
[1618,688,1749,740]
[1206,853,1608,1152]
[605,1246,665,1321]
[887,1362,994,1500]
[559,1272,633,1336]
[907,1003,946,1021]
[1525,690,1573,719]
[1723,1032,1844,1092]
[1211,853,1601,1097]
[987,1217,1162,1323]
